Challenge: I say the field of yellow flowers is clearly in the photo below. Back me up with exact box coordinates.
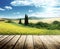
[0,22,60,35]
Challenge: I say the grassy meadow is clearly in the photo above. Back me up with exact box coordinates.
[0,22,60,35]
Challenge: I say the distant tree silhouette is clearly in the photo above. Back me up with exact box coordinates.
[19,19,22,24]
[25,14,29,25]
[52,21,60,24]
[7,20,12,23]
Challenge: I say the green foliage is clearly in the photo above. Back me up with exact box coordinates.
[28,21,60,30]
[52,21,60,24]
[36,22,49,28]
[47,24,58,30]
[28,23,35,27]
[48,21,60,30]
[57,24,60,29]
[6,20,13,23]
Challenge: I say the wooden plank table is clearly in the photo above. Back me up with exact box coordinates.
[0,35,60,49]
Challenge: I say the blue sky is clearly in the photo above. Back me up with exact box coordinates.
[0,0,60,18]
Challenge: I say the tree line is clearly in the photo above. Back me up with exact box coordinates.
[7,14,60,30]
[19,14,29,25]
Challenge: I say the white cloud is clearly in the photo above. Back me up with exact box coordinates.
[28,9,33,12]
[5,6,12,10]
[0,6,12,11]
[0,8,5,11]
[11,0,32,6]
[29,7,60,18]
[11,0,57,7]
[10,0,60,18]
[29,12,60,18]
[32,0,56,7]
[13,12,20,15]
[56,0,60,6]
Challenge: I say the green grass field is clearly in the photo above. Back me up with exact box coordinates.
[0,22,60,35]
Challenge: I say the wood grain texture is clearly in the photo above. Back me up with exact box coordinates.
[33,35,46,49]
[0,35,15,48]
[2,35,20,49]
[0,35,9,42]
[14,35,26,49]
[0,35,60,49]
[23,35,34,49]
[39,36,57,49]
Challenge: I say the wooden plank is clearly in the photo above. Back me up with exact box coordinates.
[0,35,9,42]
[33,35,46,49]
[14,35,26,49]
[39,35,57,49]
[2,35,20,49]
[0,35,15,48]
[50,35,60,43]
[46,36,60,49]
[0,35,60,49]
[23,35,34,49]
[0,35,2,37]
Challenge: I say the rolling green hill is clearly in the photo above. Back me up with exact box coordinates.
[0,22,60,35]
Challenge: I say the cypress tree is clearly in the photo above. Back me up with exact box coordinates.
[25,14,29,25]
[19,19,22,24]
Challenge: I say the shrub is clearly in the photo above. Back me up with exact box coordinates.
[7,20,12,23]
[47,21,60,30]
[27,21,60,30]
[47,24,57,30]
[36,22,49,28]
[28,23,34,27]
[52,21,60,24]
[56,23,60,29]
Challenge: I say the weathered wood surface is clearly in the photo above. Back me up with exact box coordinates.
[0,35,60,49]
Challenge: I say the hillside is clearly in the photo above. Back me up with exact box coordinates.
[28,17,60,23]
[0,17,60,24]
[0,22,60,34]
[17,17,60,24]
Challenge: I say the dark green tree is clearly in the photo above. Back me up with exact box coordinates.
[7,20,12,23]
[19,19,22,24]
[25,14,29,25]
[52,21,60,24]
